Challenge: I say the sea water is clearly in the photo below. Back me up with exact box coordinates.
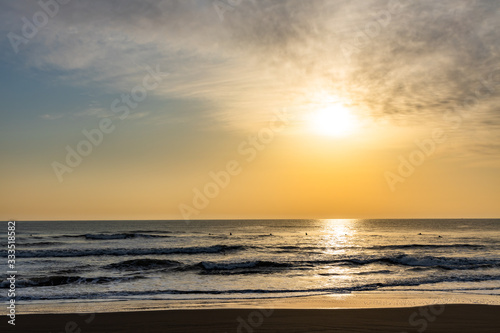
[1,219,499,313]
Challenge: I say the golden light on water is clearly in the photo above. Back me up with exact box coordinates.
[320,219,357,252]
[322,219,356,236]
[319,219,357,279]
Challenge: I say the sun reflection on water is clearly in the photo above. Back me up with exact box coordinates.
[319,219,357,255]
[317,219,359,285]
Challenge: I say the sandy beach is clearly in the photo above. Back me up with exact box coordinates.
[3,304,499,333]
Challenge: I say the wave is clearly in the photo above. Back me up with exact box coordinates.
[0,275,144,288]
[180,255,500,275]
[85,233,171,240]
[277,245,327,251]
[102,259,291,274]
[52,266,93,275]
[277,243,490,252]
[311,255,500,270]
[8,274,500,301]
[16,241,63,247]
[103,259,183,271]
[128,230,173,234]
[17,245,247,258]
[186,260,292,274]
[49,232,172,240]
[375,254,499,270]
[368,244,488,250]
[317,269,392,276]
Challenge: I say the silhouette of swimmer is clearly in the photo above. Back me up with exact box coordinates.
[305,233,308,235]
[438,235,442,238]
[418,233,422,235]
[229,232,232,236]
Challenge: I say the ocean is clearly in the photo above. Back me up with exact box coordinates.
[2,219,500,313]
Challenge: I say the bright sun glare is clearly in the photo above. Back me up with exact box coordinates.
[309,101,359,137]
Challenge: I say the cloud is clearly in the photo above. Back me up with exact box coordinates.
[40,113,64,120]
[74,106,112,118]
[2,0,500,135]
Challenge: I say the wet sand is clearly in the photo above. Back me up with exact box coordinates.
[2,304,499,332]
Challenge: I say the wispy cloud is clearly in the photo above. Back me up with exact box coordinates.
[74,107,112,118]
[2,0,500,136]
[40,113,64,120]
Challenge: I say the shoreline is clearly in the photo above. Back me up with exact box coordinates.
[13,291,500,315]
[3,304,499,333]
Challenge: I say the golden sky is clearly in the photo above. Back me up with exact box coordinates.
[1,0,500,220]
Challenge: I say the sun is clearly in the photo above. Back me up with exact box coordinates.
[309,102,359,137]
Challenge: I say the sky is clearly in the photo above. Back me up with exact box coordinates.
[1,0,499,220]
